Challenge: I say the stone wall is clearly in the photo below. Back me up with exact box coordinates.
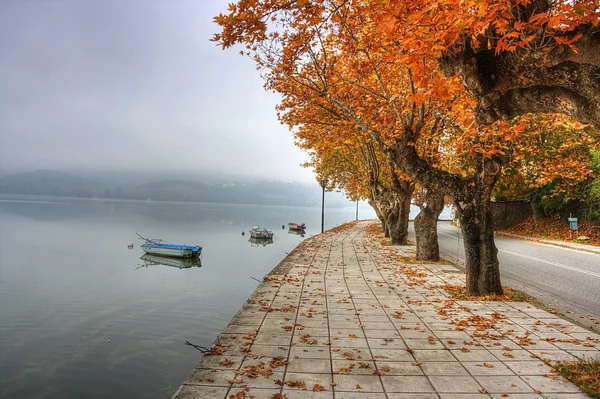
[490,200,533,230]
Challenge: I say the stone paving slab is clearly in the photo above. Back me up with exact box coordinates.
[172,221,600,399]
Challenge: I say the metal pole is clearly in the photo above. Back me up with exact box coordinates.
[321,184,325,233]
[356,199,359,220]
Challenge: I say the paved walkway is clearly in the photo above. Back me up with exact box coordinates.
[173,221,600,399]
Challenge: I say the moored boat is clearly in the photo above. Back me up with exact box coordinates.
[288,222,306,231]
[137,234,201,258]
[249,225,274,239]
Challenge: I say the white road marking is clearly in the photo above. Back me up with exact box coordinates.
[437,228,600,278]
[498,248,600,278]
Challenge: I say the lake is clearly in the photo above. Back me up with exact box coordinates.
[0,195,378,398]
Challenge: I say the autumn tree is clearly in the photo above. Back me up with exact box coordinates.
[494,114,600,218]
[293,103,415,244]
[378,0,600,128]
[213,0,523,294]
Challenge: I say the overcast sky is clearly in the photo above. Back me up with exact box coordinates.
[0,0,314,182]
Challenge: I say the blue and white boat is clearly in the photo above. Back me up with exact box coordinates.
[138,234,202,258]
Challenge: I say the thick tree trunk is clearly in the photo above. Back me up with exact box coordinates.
[454,164,503,296]
[414,191,445,261]
[386,194,412,245]
[439,24,600,128]
[369,198,387,233]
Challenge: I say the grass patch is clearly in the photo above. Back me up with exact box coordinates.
[552,359,600,399]
[442,284,531,302]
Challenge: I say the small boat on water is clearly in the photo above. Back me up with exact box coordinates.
[137,233,201,258]
[140,254,201,269]
[288,222,306,231]
[249,225,274,239]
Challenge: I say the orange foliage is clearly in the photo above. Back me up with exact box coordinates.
[500,216,600,246]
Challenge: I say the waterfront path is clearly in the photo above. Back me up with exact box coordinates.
[173,221,600,399]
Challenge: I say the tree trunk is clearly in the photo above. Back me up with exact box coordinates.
[369,198,387,234]
[439,25,600,128]
[454,163,503,296]
[385,194,412,245]
[414,191,445,261]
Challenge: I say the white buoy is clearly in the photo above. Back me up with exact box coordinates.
[127,242,134,249]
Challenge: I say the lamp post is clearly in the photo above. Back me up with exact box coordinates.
[320,179,326,233]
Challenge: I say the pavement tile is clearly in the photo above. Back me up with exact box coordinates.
[237,372,284,389]
[412,350,455,362]
[196,355,245,370]
[419,361,469,375]
[380,375,435,392]
[184,369,236,386]
[474,376,534,393]
[334,393,387,399]
[173,385,229,398]
[331,347,369,360]
[227,388,281,399]
[528,350,579,362]
[374,361,424,375]
[503,360,554,375]
[428,376,482,393]
[287,358,332,374]
[249,344,290,358]
[290,346,330,359]
[332,360,376,375]
[330,337,369,348]
[568,350,600,360]
[461,361,515,375]
[450,349,497,362]
[333,374,384,392]
[490,349,536,361]
[284,372,333,388]
[520,375,582,393]
[368,337,407,349]
[282,391,334,399]
[489,395,543,399]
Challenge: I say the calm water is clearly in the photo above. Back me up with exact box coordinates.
[0,196,377,398]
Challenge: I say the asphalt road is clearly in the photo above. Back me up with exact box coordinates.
[409,221,600,332]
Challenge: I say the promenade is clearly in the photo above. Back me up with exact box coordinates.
[173,221,599,399]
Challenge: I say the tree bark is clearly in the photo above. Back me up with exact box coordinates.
[439,24,600,128]
[385,192,412,245]
[369,198,387,233]
[454,162,503,295]
[414,190,445,261]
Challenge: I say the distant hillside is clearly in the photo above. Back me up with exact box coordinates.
[0,170,355,208]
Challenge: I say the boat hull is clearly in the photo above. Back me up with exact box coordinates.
[141,245,201,258]
[288,223,306,231]
[249,231,274,239]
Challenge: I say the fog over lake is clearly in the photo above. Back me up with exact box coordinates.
[0,0,313,182]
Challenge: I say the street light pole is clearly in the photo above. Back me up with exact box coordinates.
[321,183,325,233]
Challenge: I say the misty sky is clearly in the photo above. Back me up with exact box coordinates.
[0,0,315,182]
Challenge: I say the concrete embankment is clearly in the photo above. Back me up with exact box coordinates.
[173,220,599,399]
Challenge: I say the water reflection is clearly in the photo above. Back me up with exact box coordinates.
[287,229,306,238]
[248,237,274,247]
[138,254,202,269]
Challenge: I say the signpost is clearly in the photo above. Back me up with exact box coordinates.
[568,216,578,239]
